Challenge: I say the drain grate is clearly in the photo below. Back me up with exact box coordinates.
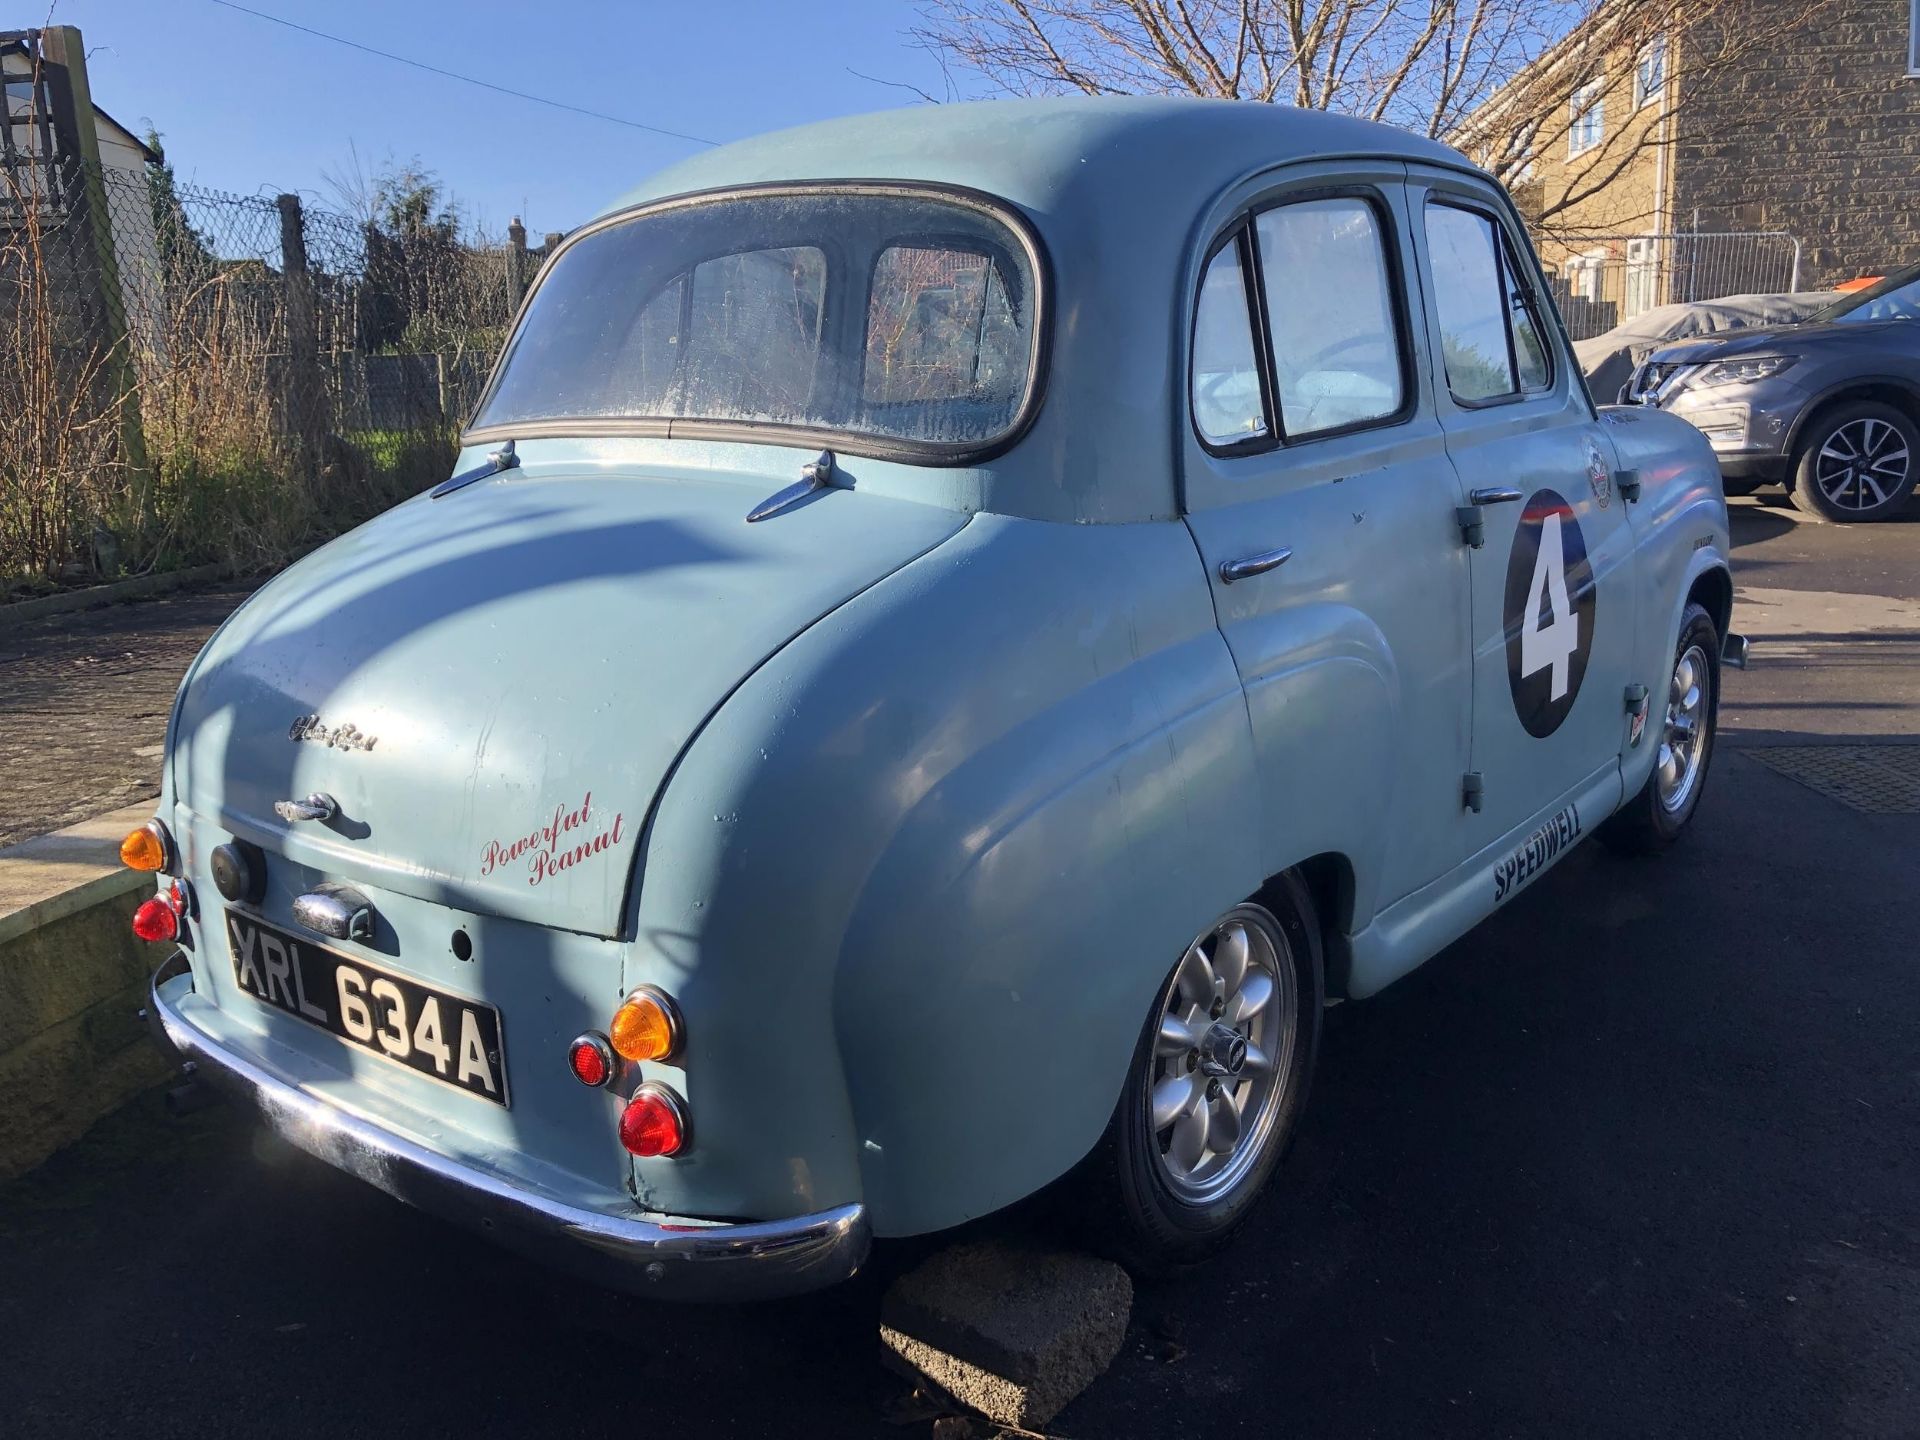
[1743,745,1920,814]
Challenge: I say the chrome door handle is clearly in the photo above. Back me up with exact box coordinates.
[1219,547,1293,584]
[1470,486,1524,505]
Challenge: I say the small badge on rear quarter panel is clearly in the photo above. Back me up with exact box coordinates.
[1586,442,1612,508]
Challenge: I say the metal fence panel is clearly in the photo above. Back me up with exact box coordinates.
[1538,232,1806,340]
[2,153,533,588]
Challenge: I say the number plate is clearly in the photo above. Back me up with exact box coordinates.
[224,909,510,1106]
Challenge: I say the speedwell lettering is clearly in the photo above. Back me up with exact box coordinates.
[1493,804,1583,904]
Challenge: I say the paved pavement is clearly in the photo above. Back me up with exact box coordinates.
[1,504,1916,1437]
[0,584,257,847]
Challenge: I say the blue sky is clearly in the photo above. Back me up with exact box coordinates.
[51,0,986,235]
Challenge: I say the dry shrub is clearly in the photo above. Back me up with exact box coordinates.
[0,162,126,590]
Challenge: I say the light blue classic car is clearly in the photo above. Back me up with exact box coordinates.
[135,98,1741,1300]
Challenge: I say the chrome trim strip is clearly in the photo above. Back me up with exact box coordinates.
[148,960,870,1301]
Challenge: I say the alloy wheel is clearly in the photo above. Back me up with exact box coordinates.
[1814,417,1912,512]
[1658,643,1710,814]
[1145,913,1298,1205]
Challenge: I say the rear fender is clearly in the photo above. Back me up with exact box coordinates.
[629,513,1266,1235]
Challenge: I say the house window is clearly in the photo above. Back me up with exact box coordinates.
[1569,79,1605,157]
[1624,237,1661,317]
[1634,39,1667,108]
[1563,251,1607,304]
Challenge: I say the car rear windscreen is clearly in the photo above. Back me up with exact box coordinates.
[471,188,1041,452]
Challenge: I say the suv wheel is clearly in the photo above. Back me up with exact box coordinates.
[1787,400,1920,522]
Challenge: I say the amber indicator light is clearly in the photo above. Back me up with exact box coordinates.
[120,822,169,873]
[609,987,681,1063]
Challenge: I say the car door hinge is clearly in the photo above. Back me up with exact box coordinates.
[1615,468,1642,503]
[1462,772,1484,813]
[1455,505,1485,548]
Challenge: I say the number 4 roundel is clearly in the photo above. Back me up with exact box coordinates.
[1502,488,1597,738]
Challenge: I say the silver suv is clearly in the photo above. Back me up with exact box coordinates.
[1625,265,1920,522]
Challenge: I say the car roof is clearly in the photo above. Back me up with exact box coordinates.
[593,99,1481,524]
[605,96,1467,222]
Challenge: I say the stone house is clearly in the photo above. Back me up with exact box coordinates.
[1457,0,1920,334]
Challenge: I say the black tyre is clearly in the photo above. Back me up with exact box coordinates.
[1786,400,1920,522]
[1085,879,1322,1275]
[1601,602,1720,856]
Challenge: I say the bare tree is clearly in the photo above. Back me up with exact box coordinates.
[915,0,1847,235]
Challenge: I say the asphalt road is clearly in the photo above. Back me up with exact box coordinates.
[2,502,1915,1438]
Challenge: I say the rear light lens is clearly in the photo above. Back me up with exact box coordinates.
[567,1033,616,1088]
[618,1083,688,1158]
[120,821,171,873]
[131,894,179,943]
[609,986,682,1062]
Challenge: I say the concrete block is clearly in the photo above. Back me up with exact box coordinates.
[0,804,174,1180]
[880,1241,1132,1431]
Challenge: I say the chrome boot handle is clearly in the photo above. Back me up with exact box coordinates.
[274,792,338,824]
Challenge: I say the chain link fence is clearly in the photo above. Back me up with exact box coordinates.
[1538,231,1807,341]
[1,153,542,593]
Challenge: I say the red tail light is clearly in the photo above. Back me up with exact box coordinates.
[132,894,179,943]
[567,1033,615,1089]
[618,1084,688,1158]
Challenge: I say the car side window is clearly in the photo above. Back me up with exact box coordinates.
[1504,232,1553,391]
[1190,237,1269,448]
[1424,202,1553,403]
[1253,198,1405,438]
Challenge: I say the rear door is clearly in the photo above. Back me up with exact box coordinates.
[1180,163,1476,916]
[1405,168,1638,851]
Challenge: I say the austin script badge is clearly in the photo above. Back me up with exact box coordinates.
[288,714,379,751]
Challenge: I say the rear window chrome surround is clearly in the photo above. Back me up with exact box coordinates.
[462,180,1054,469]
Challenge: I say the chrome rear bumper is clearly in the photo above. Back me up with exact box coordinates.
[145,954,869,1301]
